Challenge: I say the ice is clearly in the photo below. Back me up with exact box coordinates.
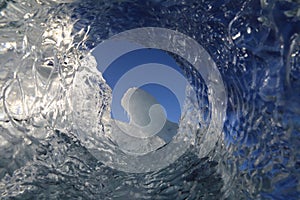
[110,87,178,155]
[0,0,299,199]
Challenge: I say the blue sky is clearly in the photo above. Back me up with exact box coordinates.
[92,44,184,123]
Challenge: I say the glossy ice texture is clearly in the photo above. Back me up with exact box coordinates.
[0,0,299,199]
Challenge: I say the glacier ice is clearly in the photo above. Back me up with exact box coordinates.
[110,87,178,155]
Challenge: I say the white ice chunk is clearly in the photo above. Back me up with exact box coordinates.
[111,87,178,155]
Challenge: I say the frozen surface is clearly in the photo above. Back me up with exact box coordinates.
[0,0,299,199]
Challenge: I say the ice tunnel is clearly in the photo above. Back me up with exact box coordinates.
[0,0,299,199]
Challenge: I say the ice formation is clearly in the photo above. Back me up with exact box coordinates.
[110,87,178,155]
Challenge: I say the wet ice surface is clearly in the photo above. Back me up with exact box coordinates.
[0,0,300,199]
